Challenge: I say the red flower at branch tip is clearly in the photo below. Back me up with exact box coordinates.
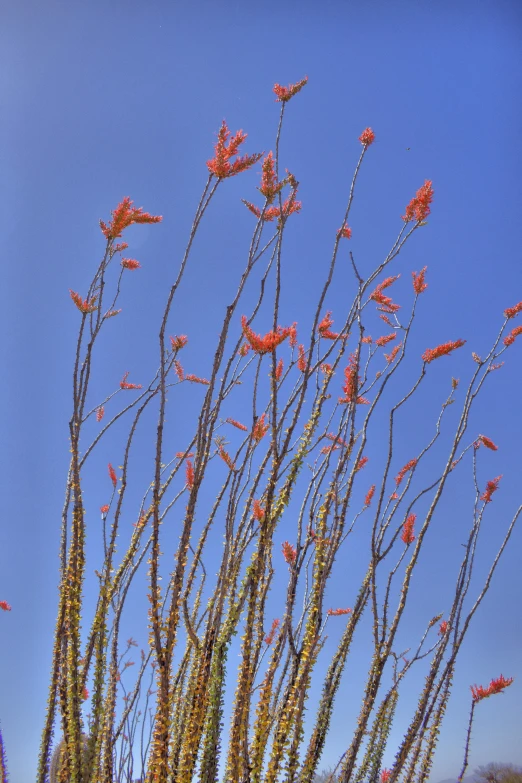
[395,458,417,487]
[471,674,514,703]
[185,374,210,385]
[218,446,235,470]
[385,343,402,364]
[337,224,352,239]
[480,475,502,503]
[504,300,522,320]
[108,463,117,488]
[380,770,391,783]
[82,687,89,701]
[478,434,498,451]
[258,152,285,203]
[273,76,308,102]
[359,127,376,146]
[439,620,448,636]
[100,197,162,240]
[355,456,369,472]
[120,372,142,390]
[253,499,265,521]
[364,485,376,507]
[100,504,109,516]
[275,357,284,381]
[170,335,188,350]
[96,406,105,423]
[412,266,428,294]
[282,541,297,565]
[375,332,397,347]
[185,459,195,489]
[264,618,280,645]
[327,607,352,616]
[401,513,416,545]
[70,290,97,314]
[297,344,307,372]
[422,339,466,364]
[0,601,12,612]
[226,418,248,432]
[402,180,434,223]
[121,258,141,271]
[503,325,522,346]
[206,120,262,179]
[241,315,293,355]
[252,412,269,441]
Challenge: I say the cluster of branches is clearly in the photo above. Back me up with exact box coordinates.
[33,78,521,783]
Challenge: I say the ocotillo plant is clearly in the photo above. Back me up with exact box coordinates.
[32,77,521,783]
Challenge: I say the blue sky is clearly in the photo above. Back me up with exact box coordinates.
[1,1,521,781]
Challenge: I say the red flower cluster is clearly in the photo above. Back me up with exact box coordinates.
[359,127,376,146]
[121,258,141,271]
[218,447,235,470]
[297,344,307,372]
[108,463,117,488]
[439,620,448,636]
[275,358,284,381]
[375,332,397,347]
[369,276,401,314]
[395,458,417,487]
[471,674,513,703]
[380,770,391,783]
[253,499,265,521]
[339,354,369,405]
[402,180,434,223]
[170,335,188,350]
[70,290,97,314]
[120,372,142,390]
[504,300,522,320]
[273,76,308,102]
[318,311,342,340]
[327,607,352,616]
[241,315,293,355]
[503,325,522,346]
[337,224,352,239]
[401,513,416,545]
[282,541,297,565]
[206,120,262,179]
[264,618,280,645]
[185,459,195,489]
[422,340,466,364]
[252,413,269,441]
[480,475,502,503]
[100,504,109,515]
[243,192,302,223]
[100,196,162,240]
[96,406,105,423]
[185,374,210,385]
[385,343,402,364]
[226,418,248,432]
[258,152,285,203]
[478,434,498,451]
[365,485,376,507]
[0,601,11,612]
[174,361,184,381]
[355,456,369,472]
[412,266,428,294]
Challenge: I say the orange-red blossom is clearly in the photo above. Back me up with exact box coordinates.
[206,120,262,179]
[359,127,376,146]
[412,266,428,294]
[480,475,502,503]
[100,196,162,240]
[252,413,269,441]
[273,76,308,102]
[402,180,434,223]
[504,325,522,346]
[264,618,280,645]
[108,463,117,488]
[70,290,97,314]
[185,459,195,489]
[253,500,265,521]
[504,300,522,319]
[422,340,466,364]
[339,354,370,405]
[401,513,416,545]
[241,315,294,355]
[395,458,417,487]
[471,674,513,703]
[120,372,142,390]
[327,607,352,616]
[282,541,297,565]
[0,601,11,612]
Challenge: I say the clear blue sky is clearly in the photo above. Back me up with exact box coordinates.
[1,2,521,781]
